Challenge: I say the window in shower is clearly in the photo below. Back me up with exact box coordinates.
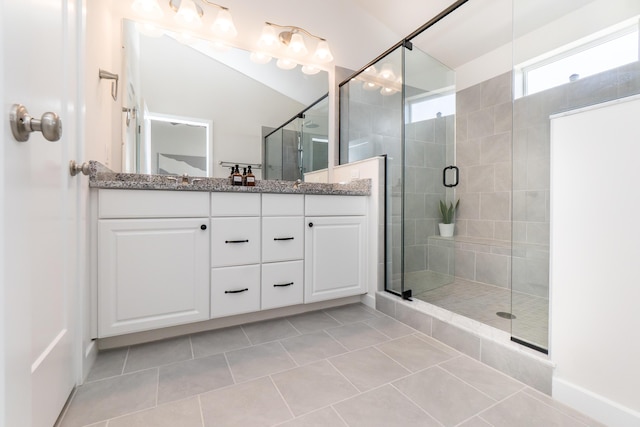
[517,21,639,97]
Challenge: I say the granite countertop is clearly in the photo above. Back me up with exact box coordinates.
[88,161,371,196]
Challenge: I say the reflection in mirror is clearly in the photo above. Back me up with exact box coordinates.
[121,19,329,179]
[141,113,211,176]
[263,95,328,181]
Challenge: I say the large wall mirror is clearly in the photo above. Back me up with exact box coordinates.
[121,19,329,178]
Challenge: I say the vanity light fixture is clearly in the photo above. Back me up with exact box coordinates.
[204,1,238,39]
[253,22,334,70]
[170,0,203,28]
[276,58,297,70]
[132,0,164,20]
[249,51,272,64]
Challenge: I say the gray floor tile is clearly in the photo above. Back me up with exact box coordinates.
[329,347,410,392]
[458,416,493,426]
[364,315,415,338]
[280,331,347,365]
[200,377,292,427]
[157,353,234,404]
[226,341,296,383]
[324,304,379,323]
[271,360,358,416]
[242,318,299,345]
[376,334,456,372]
[190,326,251,358]
[275,407,347,427]
[414,332,462,357]
[123,336,192,373]
[440,355,525,400]
[522,388,607,426]
[479,391,587,427]
[326,322,389,350]
[333,385,441,427]
[108,396,203,427]
[286,310,341,334]
[59,369,157,427]
[86,348,128,382]
[394,366,495,426]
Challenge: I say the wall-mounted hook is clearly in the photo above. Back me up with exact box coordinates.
[122,106,137,126]
[99,69,119,101]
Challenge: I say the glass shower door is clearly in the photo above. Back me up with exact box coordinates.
[403,43,457,300]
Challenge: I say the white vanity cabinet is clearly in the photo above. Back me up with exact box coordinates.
[304,195,367,303]
[97,190,210,337]
[210,193,261,318]
[261,194,304,309]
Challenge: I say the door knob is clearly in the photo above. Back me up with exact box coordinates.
[69,160,90,177]
[10,104,62,142]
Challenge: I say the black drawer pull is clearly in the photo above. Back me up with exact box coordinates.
[225,239,249,244]
[273,282,294,287]
[274,237,294,241]
[225,288,249,294]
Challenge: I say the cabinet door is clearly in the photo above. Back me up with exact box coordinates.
[98,218,210,337]
[304,216,367,303]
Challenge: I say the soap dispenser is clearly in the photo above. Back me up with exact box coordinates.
[246,165,256,186]
[242,167,248,186]
[232,165,243,186]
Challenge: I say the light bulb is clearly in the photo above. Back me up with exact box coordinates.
[380,86,398,96]
[287,33,308,57]
[175,0,202,28]
[301,64,321,75]
[211,9,237,38]
[250,51,272,64]
[132,0,164,20]
[258,24,278,49]
[379,63,396,81]
[363,81,379,91]
[276,58,297,70]
[313,40,333,63]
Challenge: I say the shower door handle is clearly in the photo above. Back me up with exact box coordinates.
[443,165,459,188]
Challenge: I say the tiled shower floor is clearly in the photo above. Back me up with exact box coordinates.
[408,273,549,349]
[55,304,596,427]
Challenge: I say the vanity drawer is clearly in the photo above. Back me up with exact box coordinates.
[211,193,261,216]
[305,195,366,216]
[261,261,304,310]
[262,194,304,216]
[211,264,260,318]
[211,217,260,267]
[262,217,304,262]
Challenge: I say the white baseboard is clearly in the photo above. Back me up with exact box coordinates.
[360,293,375,309]
[553,377,640,427]
[82,340,98,384]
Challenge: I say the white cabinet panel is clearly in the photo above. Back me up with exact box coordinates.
[262,261,304,310]
[211,217,261,267]
[304,216,367,303]
[98,218,210,337]
[211,264,261,318]
[262,194,304,216]
[211,193,261,216]
[99,189,209,218]
[305,195,366,216]
[262,217,304,262]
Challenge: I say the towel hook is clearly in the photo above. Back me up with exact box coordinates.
[99,69,119,101]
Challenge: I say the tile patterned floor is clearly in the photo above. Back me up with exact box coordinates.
[56,304,600,427]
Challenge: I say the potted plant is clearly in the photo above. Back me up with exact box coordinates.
[438,199,459,237]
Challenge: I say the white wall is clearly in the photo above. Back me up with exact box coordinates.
[550,96,640,426]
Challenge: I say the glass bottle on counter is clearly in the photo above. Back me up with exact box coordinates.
[232,165,243,186]
[246,166,256,186]
[228,166,234,185]
[242,167,247,186]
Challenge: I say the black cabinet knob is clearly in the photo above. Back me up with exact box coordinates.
[308,222,313,228]
[201,224,207,230]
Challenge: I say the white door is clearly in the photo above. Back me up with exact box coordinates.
[304,216,367,303]
[1,1,81,426]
